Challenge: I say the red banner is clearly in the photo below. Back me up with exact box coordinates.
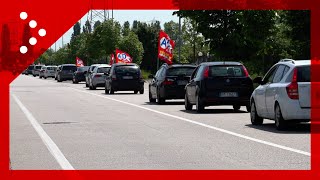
[76,57,84,67]
[115,49,133,63]
[158,30,175,65]
[110,54,115,65]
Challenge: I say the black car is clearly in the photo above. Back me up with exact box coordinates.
[26,65,35,75]
[184,62,254,112]
[149,63,197,104]
[105,63,144,94]
[73,66,90,84]
[56,64,77,82]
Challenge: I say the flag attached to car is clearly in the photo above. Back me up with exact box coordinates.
[158,30,175,65]
[115,49,132,63]
[76,57,84,67]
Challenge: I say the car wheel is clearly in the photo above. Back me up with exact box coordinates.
[157,91,165,105]
[33,75,36,77]
[110,87,115,94]
[149,92,156,103]
[57,75,62,82]
[86,82,89,87]
[275,103,287,130]
[140,89,144,94]
[105,87,109,94]
[134,90,138,94]
[196,94,204,113]
[246,105,251,113]
[250,101,263,125]
[233,105,241,111]
[185,94,193,110]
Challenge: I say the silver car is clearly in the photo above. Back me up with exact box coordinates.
[43,66,57,79]
[89,65,111,90]
[250,59,311,130]
[86,64,103,87]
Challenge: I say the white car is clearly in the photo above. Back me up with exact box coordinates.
[41,66,57,79]
[250,59,310,130]
[89,65,111,90]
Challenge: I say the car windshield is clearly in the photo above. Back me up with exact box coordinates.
[166,67,195,76]
[297,65,310,82]
[97,67,110,73]
[78,66,89,72]
[209,65,245,77]
[63,66,77,71]
[115,65,139,74]
[35,66,42,69]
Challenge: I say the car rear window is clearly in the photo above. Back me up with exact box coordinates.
[62,66,77,71]
[78,67,89,72]
[47,67,56,70]
[166,67,195,76]
[209,65,245,77]
[98,67,110,73]
[28,66,34,70]
[297,66,310,82]
[115,65,139,74]
[35,66,42,69]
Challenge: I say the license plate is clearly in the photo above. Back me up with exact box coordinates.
[220,92,238,97]
[177,80,188,86]
[123,76,133,79]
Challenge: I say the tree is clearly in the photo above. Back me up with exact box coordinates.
[122,21,130,36]
[118,31,144,65]
[93,20,101,30]
[71,22,81,41]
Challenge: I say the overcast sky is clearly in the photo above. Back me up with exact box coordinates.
[51,10,179,50]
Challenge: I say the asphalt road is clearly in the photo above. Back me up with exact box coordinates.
[10,75,310,170]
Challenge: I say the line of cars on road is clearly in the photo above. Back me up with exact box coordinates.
[23,59,311,130]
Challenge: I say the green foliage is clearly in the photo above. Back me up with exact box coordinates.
[118,31,144,65]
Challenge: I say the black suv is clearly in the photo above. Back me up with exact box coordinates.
[149,63,196,104]
[56,64,77,82]
[73,66,90,84]
[185,62,253,112]
[105,63,144,94]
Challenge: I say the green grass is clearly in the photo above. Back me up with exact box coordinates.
[141,69,152,80]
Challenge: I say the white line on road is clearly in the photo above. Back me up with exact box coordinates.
[70,87,311,157]
[11,93,75,170]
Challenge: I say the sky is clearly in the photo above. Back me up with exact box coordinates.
[51,10,179,50]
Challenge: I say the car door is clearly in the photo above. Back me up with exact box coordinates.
[265,65,289,119]
[254,65,278,118]
[187,66,201,103]
[105,66,114,89]
[150,69,160,98]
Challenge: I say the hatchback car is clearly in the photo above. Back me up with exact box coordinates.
[26,65,35,75]
[85,64,102,87]
[73,66,90,84]
[250,59,311,130]
[89,65,111,90]
[41,66,57,79]
[149,63,197,104]
[32,65,44,77]
[105,63,144,94]
[185,62,253,112]
[56,64,77,82]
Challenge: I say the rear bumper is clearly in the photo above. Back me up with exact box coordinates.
[279,99,310,121]
[111,80,144,91]
[74,75,86,82]
[60,74,73,80]
[161,86,185,99]
[203,97,250,106]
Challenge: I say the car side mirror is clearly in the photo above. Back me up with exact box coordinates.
[148,74,154,79]
[253,76,263,84]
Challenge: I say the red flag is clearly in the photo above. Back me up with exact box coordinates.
[110,54,115,65]
[115,49,133,63]
[158,30,175,65]
[76,57,84,67]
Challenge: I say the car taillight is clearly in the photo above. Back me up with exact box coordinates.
[112,75,117,80]
[286,68,299,99]
[163,78,174,85]
[95,74,102,78]
[204,66,209,78]
[242,65,249,77]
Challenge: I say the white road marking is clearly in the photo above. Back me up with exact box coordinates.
[70,87,311,157]
[11,93,75,170]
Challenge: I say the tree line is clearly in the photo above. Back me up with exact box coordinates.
[37,10,310,76]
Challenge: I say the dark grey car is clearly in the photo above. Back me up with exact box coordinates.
[56,64,77,82]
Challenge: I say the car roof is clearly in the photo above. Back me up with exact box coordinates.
[61,64,76,66]
[164,64,197,68]
[277,59,310,66]
[97,65,111,68]
[113,63,139,66]
[200,61,243,66]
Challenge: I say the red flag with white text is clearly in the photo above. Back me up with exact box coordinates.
[115,49,133,63]
[76,57,84,67]
[158,30,175,65]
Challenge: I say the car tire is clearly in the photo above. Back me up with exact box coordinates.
[33,75,36,77]
[86,82,89,87]
[105,87,109,94]
[157,91,165,105]
[246,105,251,113]
[233,105,240,111]
[134,91,138,94]
[149,92,156,103]
[110,87,115,94]
[250,101,263,125]
[139,89,144,94]
[196,94,204,113]
[185,94,193,110]
[57,75,62,82]
[275,103,287,130]
[73,78,78,84]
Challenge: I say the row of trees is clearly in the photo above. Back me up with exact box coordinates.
[37,10,310,75]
